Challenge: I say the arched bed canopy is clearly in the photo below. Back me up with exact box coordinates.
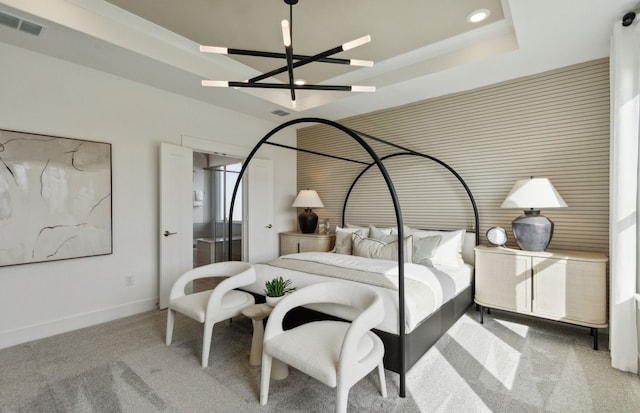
[342,151,479,245]
[227,117,479,397]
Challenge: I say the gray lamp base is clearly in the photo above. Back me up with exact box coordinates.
[512,210,554,252]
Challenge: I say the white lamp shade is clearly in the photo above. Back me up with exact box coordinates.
[292,190,324,208]
[501,178,567,209]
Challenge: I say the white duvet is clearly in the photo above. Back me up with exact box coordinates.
[242,252,473,334]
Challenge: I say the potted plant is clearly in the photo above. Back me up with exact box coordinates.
[264,276,295,306]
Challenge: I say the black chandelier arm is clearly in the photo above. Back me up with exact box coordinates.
[284,46,296,101]
[226,81,367,91]
[249,43,350,84]
[224,48,353,65]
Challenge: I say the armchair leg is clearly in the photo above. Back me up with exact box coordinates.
[260,354,273,405]
[201,322,214,368]
[377,362,387,398]
[336,385,349,413]
[166,309,175,346]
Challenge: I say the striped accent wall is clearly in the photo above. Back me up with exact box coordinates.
[297,58,610,254]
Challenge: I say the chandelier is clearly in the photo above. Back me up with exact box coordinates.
[199,0,375,108]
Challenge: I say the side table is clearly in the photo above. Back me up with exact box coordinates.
[241,303,289,380]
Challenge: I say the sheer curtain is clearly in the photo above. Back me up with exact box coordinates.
[610,17,640,373]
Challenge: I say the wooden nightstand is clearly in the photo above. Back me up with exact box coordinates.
[279,231,335,255]
[474,245,608,349]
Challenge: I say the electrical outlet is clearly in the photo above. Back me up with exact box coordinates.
[125,275,134,286]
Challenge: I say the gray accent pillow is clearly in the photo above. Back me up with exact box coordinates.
[352,233,413,262]
[369,225,398,243]
[412,235,442,267]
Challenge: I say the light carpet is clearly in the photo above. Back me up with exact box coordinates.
[1,308,639,412]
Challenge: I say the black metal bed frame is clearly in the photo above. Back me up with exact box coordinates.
[227,117,480,397]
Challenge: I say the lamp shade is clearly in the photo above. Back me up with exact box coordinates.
[500,178,567,209]
[292,190,324,208]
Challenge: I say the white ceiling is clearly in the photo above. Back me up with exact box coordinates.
[0,0,636,123]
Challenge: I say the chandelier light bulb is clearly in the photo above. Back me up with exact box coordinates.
[342,35,371,51]
[281,20,291,47]
[199,45,228,55]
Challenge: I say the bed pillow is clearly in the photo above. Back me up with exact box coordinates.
[411,234,442,267]
[390,225,417,237]
[369,225,398,243]
[411,229,465,267]
[335,226,369,255]
[352,233,413,262]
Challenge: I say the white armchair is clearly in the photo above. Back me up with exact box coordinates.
[165,261,256,367]
[260,281,386,413]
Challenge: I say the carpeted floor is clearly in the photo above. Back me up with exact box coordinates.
[1,307,639,412]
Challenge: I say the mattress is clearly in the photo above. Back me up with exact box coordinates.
[242,252,473,335]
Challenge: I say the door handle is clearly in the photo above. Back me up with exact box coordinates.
[164,230,177,237]
[265,224,272,229]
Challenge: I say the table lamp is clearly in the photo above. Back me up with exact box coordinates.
[500,177,567,251]
[292,189,324,233]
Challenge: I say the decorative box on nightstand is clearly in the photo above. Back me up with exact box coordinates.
[279,231,335,255]
[474,245,608,349]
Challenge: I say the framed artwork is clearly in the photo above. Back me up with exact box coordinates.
[0,129,112,267]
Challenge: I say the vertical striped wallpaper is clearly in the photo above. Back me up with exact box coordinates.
[297,58,610,254]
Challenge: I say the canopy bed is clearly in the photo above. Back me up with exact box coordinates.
[227,118,479,397]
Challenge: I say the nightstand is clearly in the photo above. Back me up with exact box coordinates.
[474,245,608,349]
[279,231,335,255]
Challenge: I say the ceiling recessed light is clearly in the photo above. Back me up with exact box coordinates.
[294,79,306,86]
[467,8,490,23]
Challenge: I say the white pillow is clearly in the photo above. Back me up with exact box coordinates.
[410,229,465,267]
[335,226,369,255]
[352,233,413,262]
[411,234,442,267]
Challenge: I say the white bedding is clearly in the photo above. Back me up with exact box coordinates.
[243,252,473,335]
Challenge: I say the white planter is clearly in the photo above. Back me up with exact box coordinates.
[266,295,284,307]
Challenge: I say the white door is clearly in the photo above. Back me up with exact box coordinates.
[159,143,193,309]
[246,158,275,263]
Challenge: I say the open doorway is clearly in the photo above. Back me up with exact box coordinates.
[192,151,243,267]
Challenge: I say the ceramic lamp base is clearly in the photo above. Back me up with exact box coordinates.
[512,209,554,252]
[298,209,318,233]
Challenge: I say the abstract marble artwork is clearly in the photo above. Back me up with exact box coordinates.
[0,129,112,266]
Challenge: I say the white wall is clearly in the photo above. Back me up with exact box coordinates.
[0,42,296,349]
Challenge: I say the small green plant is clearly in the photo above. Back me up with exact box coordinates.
[264,276,295,297]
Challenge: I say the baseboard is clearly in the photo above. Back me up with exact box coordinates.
[0,298,157,350]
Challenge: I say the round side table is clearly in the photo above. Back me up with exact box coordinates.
[241,303,289,380]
